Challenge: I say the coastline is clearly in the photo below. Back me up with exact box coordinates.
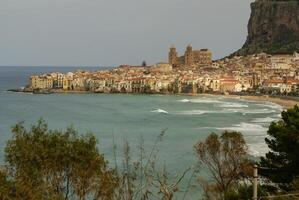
[7,88,299,108]
[240,95,298,109]
[196,93,299,109]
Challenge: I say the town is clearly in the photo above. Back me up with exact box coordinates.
[28,45,299,95]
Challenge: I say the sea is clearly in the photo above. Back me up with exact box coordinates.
[0,66,283,198]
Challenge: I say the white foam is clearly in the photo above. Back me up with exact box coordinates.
[217,122,267,133]
[176,110,206,115]
[150,109,168,114]
[247,143,269,156]
[178,99,191,103]
[251,117,278,123]
[196,127,215,130]
[189,98,221,104]
[245,109,276,114]
[256,102,283,111]
[175,109,236,115]
[217,102,248,108]
[227,108,276,114]
[175,108,275,116]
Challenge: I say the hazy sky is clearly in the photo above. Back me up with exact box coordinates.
[0,0,253,66]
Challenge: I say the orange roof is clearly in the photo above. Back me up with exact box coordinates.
[221,80,238,84]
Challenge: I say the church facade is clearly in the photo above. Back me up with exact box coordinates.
[168,45,212,67]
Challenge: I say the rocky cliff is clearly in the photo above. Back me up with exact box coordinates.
[233,0,299,56]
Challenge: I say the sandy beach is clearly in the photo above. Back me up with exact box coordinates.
[197,93,299,109]
[239,95,299,109]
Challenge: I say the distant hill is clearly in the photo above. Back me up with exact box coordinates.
[231,0,299,56]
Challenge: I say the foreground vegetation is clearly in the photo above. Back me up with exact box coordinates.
[1,106,299,199]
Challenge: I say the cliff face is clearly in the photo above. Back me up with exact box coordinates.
[234,0,299,56]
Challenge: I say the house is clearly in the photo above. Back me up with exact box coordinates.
[30,75,53,89]
[219,77,239,92]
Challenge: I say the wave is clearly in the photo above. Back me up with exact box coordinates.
[178,99,191,103]
[175,109,237,115]
[175,108,276,116]
[178,98,221,104]
[196,123,267,133]
[227,108,276,114]
[247,143,269,156]
[251,117,278,123]
[255,102,283,111]
[150,109,168,114]
[244,109,276,114]
[216,122,268,133]
[191,99,221,103]
[196,126,219,130]
[176,110,207,115]
[217,102,248,108]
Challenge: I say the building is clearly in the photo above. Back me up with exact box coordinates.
[30,75,53,89]
[219,76,239,93]
[168,44,212,67]
[270,54,293,65]
[150,62,173,72]
[63,78,73,90]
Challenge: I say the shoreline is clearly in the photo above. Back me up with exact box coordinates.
[7,88,299,108]
[240,95,298,109]
[196,93,299,109]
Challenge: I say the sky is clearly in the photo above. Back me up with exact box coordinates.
[0,0,253,66]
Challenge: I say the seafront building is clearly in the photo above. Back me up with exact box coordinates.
[28,46,299,95]
[30,75,54,89]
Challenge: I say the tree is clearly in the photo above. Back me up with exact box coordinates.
[1,120,189,200]
[260,105,299,190]
[194,131,252,199]
[0,170,15,200]
[142,61,147,67]
[4,119,119,200]
[113,131,190,200]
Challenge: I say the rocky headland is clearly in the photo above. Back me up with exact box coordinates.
[233,0,299,56]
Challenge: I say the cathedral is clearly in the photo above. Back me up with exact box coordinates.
[168,44,212,67]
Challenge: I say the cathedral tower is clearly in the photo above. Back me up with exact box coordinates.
[185,44,193,66]
[168,45,177,66]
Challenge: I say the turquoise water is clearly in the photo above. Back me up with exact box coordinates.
[0,66,282,198]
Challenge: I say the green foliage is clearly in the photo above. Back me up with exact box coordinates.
[260,105,299,190]
[4,119,118,200]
